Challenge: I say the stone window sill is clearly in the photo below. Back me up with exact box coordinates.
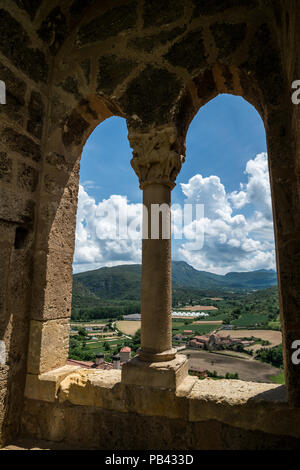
[25,365,300,440]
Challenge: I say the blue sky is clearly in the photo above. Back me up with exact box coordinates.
[74,94,275,274]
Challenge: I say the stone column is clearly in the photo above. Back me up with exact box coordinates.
[139,183,174,361]
[130,128,184,362]
[122,128,192,389]
[122,128,196,390]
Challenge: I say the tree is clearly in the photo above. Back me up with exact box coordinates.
[78,327,87,338]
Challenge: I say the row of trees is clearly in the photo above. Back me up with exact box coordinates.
[71,301,140,321]
[255,344,283,368]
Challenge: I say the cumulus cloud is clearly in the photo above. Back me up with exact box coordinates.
[73,185,142,273]
[177,152,275,274]
[229,152,272,220]
[73,152,276,275]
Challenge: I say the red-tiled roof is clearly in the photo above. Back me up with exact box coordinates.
[67,359,114,370]
[194,335,209,341]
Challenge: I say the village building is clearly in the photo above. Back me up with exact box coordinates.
[120,347,131,363]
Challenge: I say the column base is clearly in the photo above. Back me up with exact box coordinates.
[137,347,177,363]
[121,354,188,390]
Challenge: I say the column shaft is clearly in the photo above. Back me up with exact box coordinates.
[139,184,176,362]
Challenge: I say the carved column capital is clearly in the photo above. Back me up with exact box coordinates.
[129,127,185,190]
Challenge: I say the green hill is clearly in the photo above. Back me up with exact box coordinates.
[72,261,277,312]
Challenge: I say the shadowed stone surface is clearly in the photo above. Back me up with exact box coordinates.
[0,9,48,82]
[193,0,258,17]
[242,23,285,105]
[0,62,26,123]
[120,66,182,126]
[165,30,207,74]
[27,92,44,139]
[59,77,81,100]
[37,7,68,55]
[211,23,247,59]
[80,59,91,84]
[12,0,42,20]
[143,0,185,28]
[17,164,39,193]
[76,2,138,46]
[97,56,137,96]
[0,153,12,183]
[69,0,94,19]
[62,112,89,147]
[2,129,41,162]
[129,27,186,53]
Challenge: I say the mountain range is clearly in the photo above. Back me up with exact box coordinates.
[72,261,277,309]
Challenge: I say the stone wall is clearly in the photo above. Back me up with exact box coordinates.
[21,367,300,450]
[0,0,299,447]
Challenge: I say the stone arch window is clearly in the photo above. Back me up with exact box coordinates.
[181,93,280,374]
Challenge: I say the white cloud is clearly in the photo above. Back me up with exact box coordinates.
[177,152,276,274]
[229,152,272,220]
[73,185,142,273]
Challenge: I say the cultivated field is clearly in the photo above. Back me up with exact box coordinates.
[116,320,141,335]
[193,320,223,325]
[185,349,281,383]
[181,305,218,311]
[218,329,282,348]
[71,322,106,328]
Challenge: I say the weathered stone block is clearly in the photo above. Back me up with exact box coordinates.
[35,189,78,253]
[2,128,41,162]
[59,76,81,99]
[97,55,136,96]
[80,59,91,84]
[129,27,185,53]
[242,23,284,106]
[165,30,207,74]
[122,355,188,390]
[62,111,89,147]
[211,22,247,60]
[25,365,81,402]
[0,188,35,224]
[0,153,12,183]
[27,319,70,375]
[69,0,94,18]
[17,163,39,192]
[143,0,184,28]
[12,0,42,20]
[193,0,257,17]
[27,91,44,139]
[45,152,68,172]
[0,62,26,124]
[193,68,216,100]
[120,66,182,126]
[38,7,67,55]
[59,370,124,410]
[76,2,137,45]
[0,9,48,83]
[30,248,73,321]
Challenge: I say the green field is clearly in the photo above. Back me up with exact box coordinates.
[232,313,269,327]
[172,322,218,335]
[269,370,285,384]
